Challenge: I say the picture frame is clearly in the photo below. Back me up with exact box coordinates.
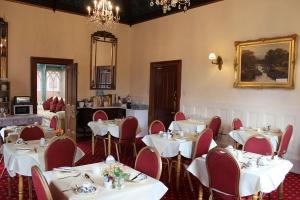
[233,34,297,89]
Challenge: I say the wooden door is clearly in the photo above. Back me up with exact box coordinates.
[149,60,182,127]
[65,63,78,141]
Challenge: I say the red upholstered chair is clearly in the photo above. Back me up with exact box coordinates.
[113,116,138,162]
[50,116,59,130]
[92,110,109,155]
[206,148,252,200]
[277,124,293,158]
[135,147,162,180]
[149,120,165,134]
[208,116,221,140]
[232,118,243,130]
[19,125,45,141]
[44,136,76,171]
[174,112,186,121]
[243,135,272,156]
[31,166,53,200]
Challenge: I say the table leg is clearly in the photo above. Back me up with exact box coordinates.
[278,182,283,200]
[108,132,111,155]
[28,177,32,200]
[198,185,203,200]
[92,134,95,155]
[18,174,23,200]
[176,152,181,190]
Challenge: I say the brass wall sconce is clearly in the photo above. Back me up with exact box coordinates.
[208,53,223,70]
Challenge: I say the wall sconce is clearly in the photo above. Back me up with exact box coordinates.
[208,53,223,70]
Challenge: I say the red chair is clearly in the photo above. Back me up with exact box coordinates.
[149,120,165,134]
[232,118,243,130]
[31,166,53,200]
[50,116,59,130]
[174,112,186,121]
[206,148,253,200]
[113,116,138,162]
[208,116,221,140]
[278,125,293,158]
[44,136,76,171]
[135,147,162,180]
[243,135,272,156]
[19,125,45,141]
[93,110,108,121]
[92,110,109,155]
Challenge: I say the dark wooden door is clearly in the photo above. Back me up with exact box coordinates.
[65,63,78,141]
[149,60,182,127]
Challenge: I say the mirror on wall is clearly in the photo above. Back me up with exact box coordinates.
[90,31,117,90]
[0,18,8,79]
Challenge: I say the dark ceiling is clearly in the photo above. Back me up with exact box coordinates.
[14,0,222,25]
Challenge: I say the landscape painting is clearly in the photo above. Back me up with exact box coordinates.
[234,35,297,88]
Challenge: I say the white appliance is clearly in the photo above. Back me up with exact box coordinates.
[126,108,148,137]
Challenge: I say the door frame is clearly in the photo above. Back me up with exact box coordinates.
[149,60,182,125]
[30,57,74,114]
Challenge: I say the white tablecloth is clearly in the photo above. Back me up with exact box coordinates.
[88,120,141,138]
[187,150,293,196]
[168,119,207,133]
[3,139,85,177]
[43,162,168,200]
[228,129,282,151]
[142,133,217,158]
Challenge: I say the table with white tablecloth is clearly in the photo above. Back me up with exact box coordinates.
[187,149,293,198]
[168,119,207,133]
[43,162,168,200]
[229,129,282,151]
[142,132,217,190]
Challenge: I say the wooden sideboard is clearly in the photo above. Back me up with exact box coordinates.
[76,107,126,135]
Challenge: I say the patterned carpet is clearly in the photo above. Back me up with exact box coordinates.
[0,137,300,200]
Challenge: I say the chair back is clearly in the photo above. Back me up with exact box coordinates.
[208,116,221,139]
[193,128,213,159]
[44,136,76,171]
[243,135,272,156]
[31,166,53,200]
[206,148,240,199]
[93,110,108,121]
[232,118,243,130]
[19,125,45,141]
[174,112,186,121]
[119,116,138,143]
[149,120,165,134]
[50,116,59,130]
[135,147,162,180]
[278,125,293,157]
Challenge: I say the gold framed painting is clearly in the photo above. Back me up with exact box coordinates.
[233,34,297,89]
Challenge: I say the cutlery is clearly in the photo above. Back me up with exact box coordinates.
[84,173,95,183]
[58,172,81,179]
[131,172,142,181]
[62,185,79,192]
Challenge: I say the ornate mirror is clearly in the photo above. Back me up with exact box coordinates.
[0,18,8,79]
[90,31,117,90]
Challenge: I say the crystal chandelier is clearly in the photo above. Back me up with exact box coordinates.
[150,0,191,13]
[87,0,120,27]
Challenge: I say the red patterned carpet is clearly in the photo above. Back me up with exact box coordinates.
[0,138,300,200]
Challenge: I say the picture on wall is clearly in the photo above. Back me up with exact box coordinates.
[233,34,297,88]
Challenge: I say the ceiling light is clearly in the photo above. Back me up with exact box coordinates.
[150,0,191,14]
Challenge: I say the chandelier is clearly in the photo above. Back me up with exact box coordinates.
[150,0,191,13]
[87,0,120,27]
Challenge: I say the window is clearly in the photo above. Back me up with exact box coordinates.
[37,71,41,91]
[46,71,60,92]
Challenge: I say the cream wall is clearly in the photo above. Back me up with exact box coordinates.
[130,0,300,173]
[0,0,131,99]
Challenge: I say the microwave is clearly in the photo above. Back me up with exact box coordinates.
[13,105,33,115]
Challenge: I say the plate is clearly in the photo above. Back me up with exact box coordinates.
[76,185,97,194]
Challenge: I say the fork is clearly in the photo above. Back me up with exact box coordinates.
[58,172,81,179]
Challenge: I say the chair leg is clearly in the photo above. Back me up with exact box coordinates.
[133,143,137,157]
[115,143,120,162]
[186,171,194,191]
[103,139,107,156]
[168,161,173,183]
[7,176,11,196]
[28,177,32,200]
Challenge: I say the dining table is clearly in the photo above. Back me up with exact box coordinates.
[88,119,141,155]
[3,138,85,200]
[168,119,208,133]
[228,128,282,151]
[43,162,168,200]
[142,131,217,190]
[187,148,293,200]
